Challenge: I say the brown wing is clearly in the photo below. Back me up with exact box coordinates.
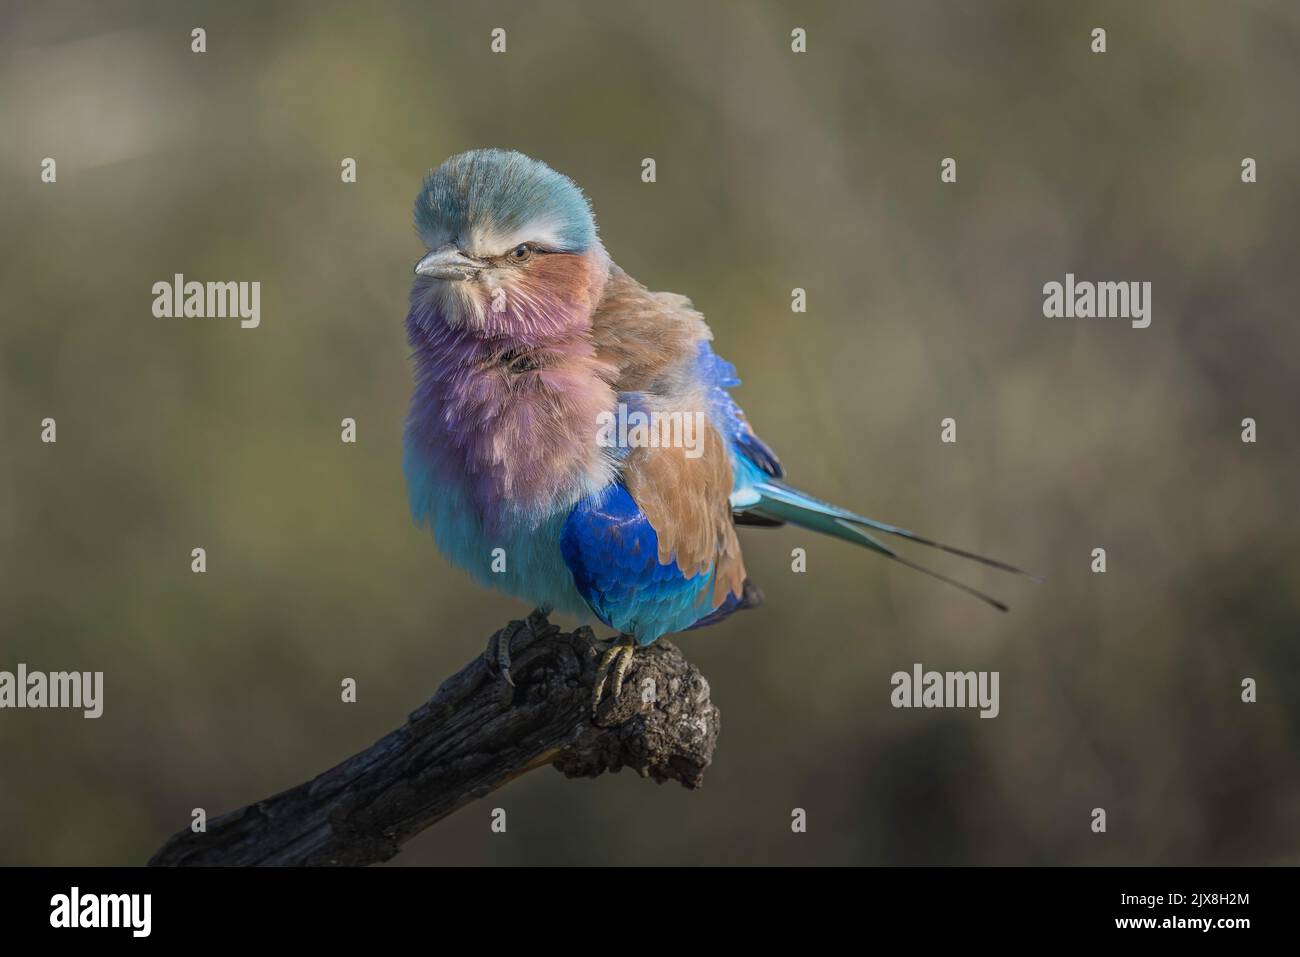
[588,265,712,393]
[622,421,746,608]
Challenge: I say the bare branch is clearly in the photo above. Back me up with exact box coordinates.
[148,610,720,866]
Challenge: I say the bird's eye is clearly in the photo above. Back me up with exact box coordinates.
[509,243,532,262]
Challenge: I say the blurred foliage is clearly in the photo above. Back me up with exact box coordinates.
[1,0,1298,865]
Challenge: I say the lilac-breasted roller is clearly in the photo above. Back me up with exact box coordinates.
[403,149,1033,708]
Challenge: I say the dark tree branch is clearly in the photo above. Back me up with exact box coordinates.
[148,610,720,866]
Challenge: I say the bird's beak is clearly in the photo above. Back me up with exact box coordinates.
[414,245,484,281]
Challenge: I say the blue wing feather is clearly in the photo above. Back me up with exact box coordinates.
[559,342,776,644]
[560,483,726,644]
[695,341,784,484]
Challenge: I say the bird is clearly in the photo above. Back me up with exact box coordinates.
[402,149,1035,710]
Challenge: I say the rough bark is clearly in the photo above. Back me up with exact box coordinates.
[148,609,720,866]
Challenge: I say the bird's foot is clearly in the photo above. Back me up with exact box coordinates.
[484,606,552,688]
[484,620,523,688]
[591,634,637,715]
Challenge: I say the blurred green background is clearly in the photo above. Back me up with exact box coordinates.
[2,0,1298,866]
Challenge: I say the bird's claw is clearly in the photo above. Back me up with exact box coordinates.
[591,635,637,715]
[483,606,554,690]
[484,620,524,688]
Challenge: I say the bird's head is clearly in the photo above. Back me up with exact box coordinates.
[410,149,608,341]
